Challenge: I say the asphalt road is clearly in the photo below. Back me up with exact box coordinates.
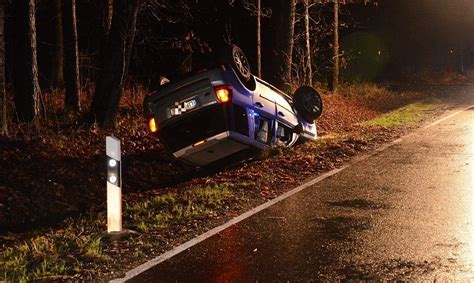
[129,86,474,281]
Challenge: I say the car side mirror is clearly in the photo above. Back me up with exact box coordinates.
[294,123,303,134]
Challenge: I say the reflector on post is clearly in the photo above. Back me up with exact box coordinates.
[106,136,122,233]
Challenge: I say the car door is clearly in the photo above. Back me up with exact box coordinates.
[252,83,276,117]
[251,84,276,146]
[274,97,298,127]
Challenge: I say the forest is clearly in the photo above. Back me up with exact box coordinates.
[0,0,472,130]
[0,0,402,132]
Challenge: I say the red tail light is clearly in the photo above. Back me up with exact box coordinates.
[147,116,158,133]
[214,85,232,104]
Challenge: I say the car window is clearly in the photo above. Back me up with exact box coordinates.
[233,105,249,137]
[254,115,272,145]
[276,123,293,146]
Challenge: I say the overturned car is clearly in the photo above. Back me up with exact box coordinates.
[144,45,323,166]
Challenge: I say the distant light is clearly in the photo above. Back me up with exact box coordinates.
[108,159,117,168]
[109,175,117,184]
[378,50,382,55]
[450,50,455,54]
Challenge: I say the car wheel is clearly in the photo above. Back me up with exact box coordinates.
[219,44,252,82]
[293,86,323,123]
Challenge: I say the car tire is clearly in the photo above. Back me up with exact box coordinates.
[219,44,252,83]
[293,86,323,123]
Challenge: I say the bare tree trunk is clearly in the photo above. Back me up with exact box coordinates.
[0,0,7,135]
[286,0,296,86]
[63,0,80,111]
[269,0,296,89]
[98,0,113,82]
[332,0,339,93]
[124,0,138,78]
[304,0,312,85]
[12,0,41,122]
[89,0,140,128]
[256,0,261,78]
[52,0,64,87]
[105,0,113,37]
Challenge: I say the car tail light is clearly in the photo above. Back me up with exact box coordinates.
[148,116,158,133]
[193,140,206,147]
[214,85,232,104]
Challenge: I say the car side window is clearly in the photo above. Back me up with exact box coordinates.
[276,123,293,146]
[254,116,272,145]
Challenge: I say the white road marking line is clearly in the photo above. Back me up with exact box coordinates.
[111,104,474,283]
[423,105,474,128]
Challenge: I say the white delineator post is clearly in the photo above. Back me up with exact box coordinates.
[106,136,122,233]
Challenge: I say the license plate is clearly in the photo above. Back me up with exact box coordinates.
[183,99,197,110]
[170,98,198,116]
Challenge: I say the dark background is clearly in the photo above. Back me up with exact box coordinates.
[6,0,474,89]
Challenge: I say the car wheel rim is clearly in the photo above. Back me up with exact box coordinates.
[302,93,321,114]
[233,48,250,78]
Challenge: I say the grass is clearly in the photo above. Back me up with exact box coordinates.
[0,229,105,281]
[341,83,426,111]
[411,71,474,85]
[339,82,392,99]
[0,184,232,281]
[362,99,439,127]
[125,184,231,233]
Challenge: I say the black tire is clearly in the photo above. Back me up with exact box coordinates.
[293,86,323,123]
[219,44,251,82]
